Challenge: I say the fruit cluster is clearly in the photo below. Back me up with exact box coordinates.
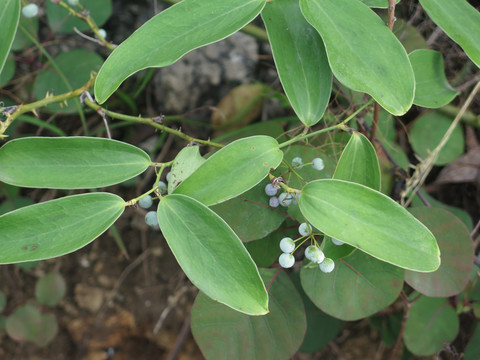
[141,176,169,228]
[278,221,336,274]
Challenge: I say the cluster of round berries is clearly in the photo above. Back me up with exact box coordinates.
[278,222,336,273]
[291,156,325,171]
[264,184,297,208]
[142,177,169,228]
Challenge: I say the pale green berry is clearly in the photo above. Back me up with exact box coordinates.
[291,157,303,167]
[279,253,295,268]
[332,237,345,246]
[97,29,107,39]
[312,158,325,171]
[319,258,335,273]
[145,211,158,227]
[158,180,167,195]
[279,237,295,253]
[265,183,277,196]
[305,245,325,264]
[22,4,39,18]
[166,171,171,182]
[278,192,293,207]
[138,195,153,209]
[298,222,311,236]
[269,196,279,208]
[67,0,78,5]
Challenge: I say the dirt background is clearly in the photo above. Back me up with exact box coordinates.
[0,0,479,359]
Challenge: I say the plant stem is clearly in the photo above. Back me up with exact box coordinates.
[278,98,374,149]
[83,98,224,148]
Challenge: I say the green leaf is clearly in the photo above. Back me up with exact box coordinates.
[409,111,464,166]
[33,49,104,113]
[403,296,459,356]
[11,13,38,51]
[0,56,15,86]
[360,0,400,8]
[0,193,125,264]
[46,0,112,34]
[405,207,473,297]
[157,194,268,315]
[321,236,356,260]
[409,49,459,108]
[167,145,205,194]
[211,179,285,242]
[35,272,67,307]
[6,305,58,347]
[464,324,480,360]
[173,136,283,206]
[262,0,332,127]
[333,132,381,190]
[419,0,480,68]
[0,290,6,313]
[94,0,266,103]
[300,250,404,321]
[300,0,414,115]
[299,179,440,271]
[191,269,306,359]
[0,137,151,189]
[0,0,20,75]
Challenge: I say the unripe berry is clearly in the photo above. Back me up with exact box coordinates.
[305,245,325,264]
[158,180,167,195]
[278,192,293,207]
[269,196,279,208]
[145,211,158,227]
[67,0,78,5]
[332,237,345,246]
[138,195,153,209]
[166,171,171,182]
[279,237,295,253]
[298,222,312,236]
[319,258,335,273]
[312,157,325,171]
[22,3,39,18]
[265,183,277,196]
[279,253,295,268]
[291,157,303,167]
[97,28,107,39]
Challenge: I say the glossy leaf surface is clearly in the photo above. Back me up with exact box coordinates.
[301,251,403,320]
[167,145,205,194]
[0,137,151,189]
[0,193,125,264]
[409,49,458,108]
[157,194,268,315]
[405,207,473,297]
[333,132,381,190]
[300,0,414,115]
[95,0,266,103]
[211,179,285,242]
[0,0,19,75]
[191,269,306,359]
[174,136,283,206]
[420,0,480,68]
[299,179,440,271]
[404,296,459,356]
[262,0,332,126]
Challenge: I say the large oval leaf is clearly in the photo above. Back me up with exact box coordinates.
[0,137,151,189]
[298,179,440,271]
[333,132,381,190]
[409,49,458,108]
[405,207,473,297]
[173,136,283,206]
[0,193,125,264]
[301,251,404,321]
[157,194,268,315]
[262,0,332,127]
[167,145,205,194]
[191,269,306,359]
[300,0,414,115]
[419,0,480,68]
[95,0,266,103]
[403,296,459,356]
[0,0,19,75]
